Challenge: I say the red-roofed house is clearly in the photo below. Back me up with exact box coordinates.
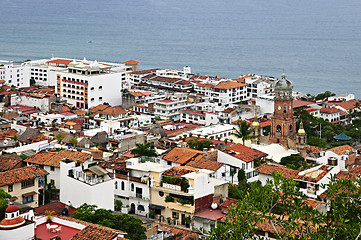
[218,143,268,183]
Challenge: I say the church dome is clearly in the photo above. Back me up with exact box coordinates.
[274,73,293,91]
[0,205,25,230]
[5,205,19,213]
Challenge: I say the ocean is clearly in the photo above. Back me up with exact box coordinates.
[1,0,361,97]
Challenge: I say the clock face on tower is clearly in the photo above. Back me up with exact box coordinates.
[278,106,281,110]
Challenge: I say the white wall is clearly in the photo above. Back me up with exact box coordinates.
[193,174,214,199]
[0,222,35,240]
[44,166,61,189]
[60,161,115,210]
[11,94,51,112]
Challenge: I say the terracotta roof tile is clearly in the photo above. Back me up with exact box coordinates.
[327,145,355,155]
[296,165,331,183]
[335,99,359,111]
[224,144,268,163]
[335,171,357,181]
[100,106,126,116]
[71,225,118,240]
[124,60,139,64]
[255,163,299,179]
[219,198,238,208]
[129,68,160,75]
[187,156,224,171]
[162,166,194,177]
[163,148,204,164]
[214,81,246,90]
[24,152,57,167]
[319,107,340,114]
[0,156,23,172]
[28,134,48,143]
[0,165,48,187]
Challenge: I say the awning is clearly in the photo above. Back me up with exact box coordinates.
[22,191,37,197]
[149,204,165,210]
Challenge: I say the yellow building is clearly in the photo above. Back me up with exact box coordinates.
[150,166,215,228]
[0,165,48,208]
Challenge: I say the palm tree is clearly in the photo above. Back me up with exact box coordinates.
[232,121,257,145]
[131,142,157,157]
[69,138,78,146]
[55,134,64,143]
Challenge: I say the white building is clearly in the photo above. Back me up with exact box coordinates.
[243,75,275,100]
[154,93,193,121]
[53,58,131,109]
[60,160,115,210]
[217,144,268,183]
[182,124,234,141]
[0,61,30,88]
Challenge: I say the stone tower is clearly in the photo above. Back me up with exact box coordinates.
[269,73,296,148]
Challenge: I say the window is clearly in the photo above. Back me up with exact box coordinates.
[50,166,55,171]
[172,212,179,219]
[167,161,172,166]
[90,87,94,91]
[121,181,125,190]
[159,191,164,197]
[22,195,34,204]
[115,181,118,189]
[131,183,134,191]
[21,179,35,189]
[50,179,55,185]
[99,97,103,101]
[8,184,13,192]
[99,86,102,90]
[91,98,94,102]
[136,187,143,198]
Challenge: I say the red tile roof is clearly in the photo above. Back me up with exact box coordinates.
[292,100,313,108]
[255,163,299,179]
[124,60,139,64]
[47,59,73,65]
[335,99,359,111]
[163,148,204,164]
[34,201,77,216]
[224,144,268,162]
[0,165,48,187]
[0,156,23,172]
[187,155,224,171]
[214,81,246,90]
[162,166,194,177]
[327,145,355,155]
[319,107,340,114]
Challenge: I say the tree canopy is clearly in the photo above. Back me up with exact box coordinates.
[280,154,306,170]
[232,121,257,145]
[72,203,146,240]
[209,173,361,240]
[0,189,11,220]
[131,142,157,157]
[187,138,213,151]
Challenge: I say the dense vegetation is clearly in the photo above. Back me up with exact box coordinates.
[72,203,146,240]
[212,173,361,239]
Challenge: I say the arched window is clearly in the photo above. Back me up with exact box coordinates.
[131,183,134,192]
[114,181,118,189]
[137,205,145,211]
[289,125,293,135]
[284,104,287,113]
[276,125,282,133]
[121,181,125,191]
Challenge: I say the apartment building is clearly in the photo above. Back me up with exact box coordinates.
[149,166,215,228]
[154,93,193,121]
[53,59,131,109]
[194,80,247,105]
[0,61,30,88]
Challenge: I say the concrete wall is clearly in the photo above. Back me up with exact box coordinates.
[60,161,114,210]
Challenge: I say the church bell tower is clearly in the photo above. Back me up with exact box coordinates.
[269,73,296,148]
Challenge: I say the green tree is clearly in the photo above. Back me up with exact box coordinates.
[69,138,78,146]
[0,189,11,220]
[55,134,64,143]
[210,173,361,239]
[307,136,327,148]
[315,90,336,100]
[187,139,213,151]
[280,154,306,170]
[72,204,146,240]
[131,142,157,157]
[232,121,257,145]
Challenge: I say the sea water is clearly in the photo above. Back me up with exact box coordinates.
[1,0,361,97]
